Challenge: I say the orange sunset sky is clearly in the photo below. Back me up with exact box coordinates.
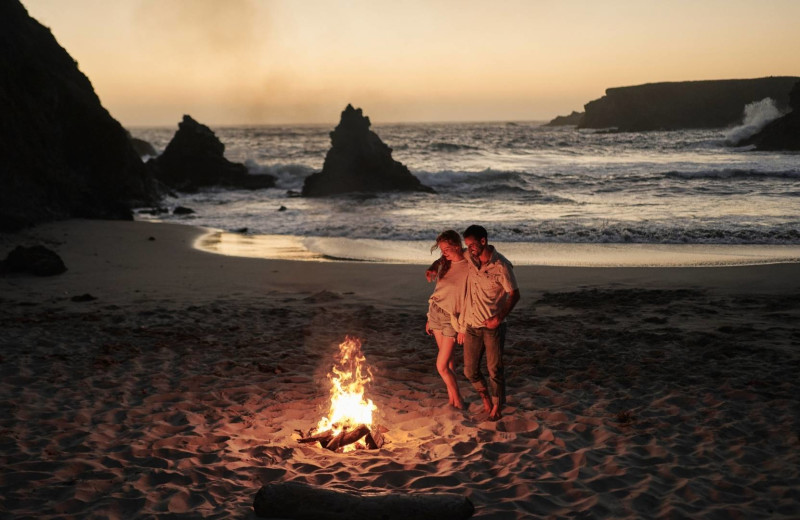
[23,0,800,127]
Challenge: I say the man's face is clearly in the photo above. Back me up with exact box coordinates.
[464,236,485,258]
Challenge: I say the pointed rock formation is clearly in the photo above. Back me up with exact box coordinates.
[302,105,434,196]
[147,115,276,192]
[0,0,160,231]
[736,81,800,151]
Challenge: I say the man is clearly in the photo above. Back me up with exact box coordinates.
[428,225,520,421]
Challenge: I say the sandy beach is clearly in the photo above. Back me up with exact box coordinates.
[1,219,799,519]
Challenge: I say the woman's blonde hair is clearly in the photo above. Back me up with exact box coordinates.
[430,230,463,279]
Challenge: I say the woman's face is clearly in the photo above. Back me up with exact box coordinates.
[438,241,463,261]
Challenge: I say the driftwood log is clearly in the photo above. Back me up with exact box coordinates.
[253,481,474,520]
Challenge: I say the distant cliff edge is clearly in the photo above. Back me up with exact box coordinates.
[0,0,160,231]
[578,77,800,132]
[544,111,584,127]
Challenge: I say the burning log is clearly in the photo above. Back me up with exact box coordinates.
[297,424,385,452]
[327,424,365,451]
[364,430,382,450]
[296,429,334,445]
[253,481,475,520]
[324,430,347,451]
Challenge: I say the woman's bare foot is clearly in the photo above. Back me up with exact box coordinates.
[478,390,492,414]
[488,404,502,421]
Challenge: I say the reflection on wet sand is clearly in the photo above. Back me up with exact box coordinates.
[195,229,800,267]
[196,230,328,262]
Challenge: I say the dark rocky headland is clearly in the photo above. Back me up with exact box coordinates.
[302,105,434,197]
[0,0,160,231]
[578,77,800,131]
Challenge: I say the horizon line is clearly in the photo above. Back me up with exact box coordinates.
[124,118,555,129]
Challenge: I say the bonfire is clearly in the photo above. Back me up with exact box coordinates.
[297,336,386,451]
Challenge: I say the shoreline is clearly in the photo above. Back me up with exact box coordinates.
[3,220,800,309]
[195,226,800,268]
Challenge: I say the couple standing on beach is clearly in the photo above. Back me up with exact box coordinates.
[425,225,520,421]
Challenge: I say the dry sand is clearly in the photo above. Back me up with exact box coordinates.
[1,220,799,519]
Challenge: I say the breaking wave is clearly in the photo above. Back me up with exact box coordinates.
[244,160,315,189]
[725,98,785,146]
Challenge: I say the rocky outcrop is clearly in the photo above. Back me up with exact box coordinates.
[0,0,160,231]
[302,105,434,197]
[544,111,584,127]
[1,245,67,276]
[579,77,800,131]
[147,115,276,192]
[736,81,800,151]
[129,134,157,158]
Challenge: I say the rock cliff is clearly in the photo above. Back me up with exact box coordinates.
[579,77,800,131]
[302,105,434,197]
[0,0,159,231]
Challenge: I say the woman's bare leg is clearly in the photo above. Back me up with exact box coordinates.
[434,331,463,409]
[433,331,455,405]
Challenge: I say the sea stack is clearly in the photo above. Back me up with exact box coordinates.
[736,81,800,151]
[147,115,276,192]
[0,0,159,231]
[302,105,434,196]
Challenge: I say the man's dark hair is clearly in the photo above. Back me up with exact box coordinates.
[463,225,488,241]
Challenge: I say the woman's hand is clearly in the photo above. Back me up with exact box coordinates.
[425,321,433,335]
[457,332,465,345]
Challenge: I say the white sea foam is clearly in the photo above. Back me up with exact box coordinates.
[244,160,314,189]
[196,232,800,267]
[725,98,785,145]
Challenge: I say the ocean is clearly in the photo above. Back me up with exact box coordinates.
[131,115,800,266]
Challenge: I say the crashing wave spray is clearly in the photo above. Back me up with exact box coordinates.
[725,98,784,145]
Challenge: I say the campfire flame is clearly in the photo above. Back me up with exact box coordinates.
[314,337,376,447]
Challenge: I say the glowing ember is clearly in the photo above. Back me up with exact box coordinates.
[314,336,376,448]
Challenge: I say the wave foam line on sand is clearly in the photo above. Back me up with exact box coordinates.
[196,229,800,267]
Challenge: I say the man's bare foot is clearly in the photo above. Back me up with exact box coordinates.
[488,404,502,421]
[452,397,464,410]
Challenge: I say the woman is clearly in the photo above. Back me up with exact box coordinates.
[425,230,469,410]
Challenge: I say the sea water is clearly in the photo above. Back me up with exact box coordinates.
[131,119,800,266]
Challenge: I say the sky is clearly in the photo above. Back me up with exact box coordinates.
[22,0,800,127]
